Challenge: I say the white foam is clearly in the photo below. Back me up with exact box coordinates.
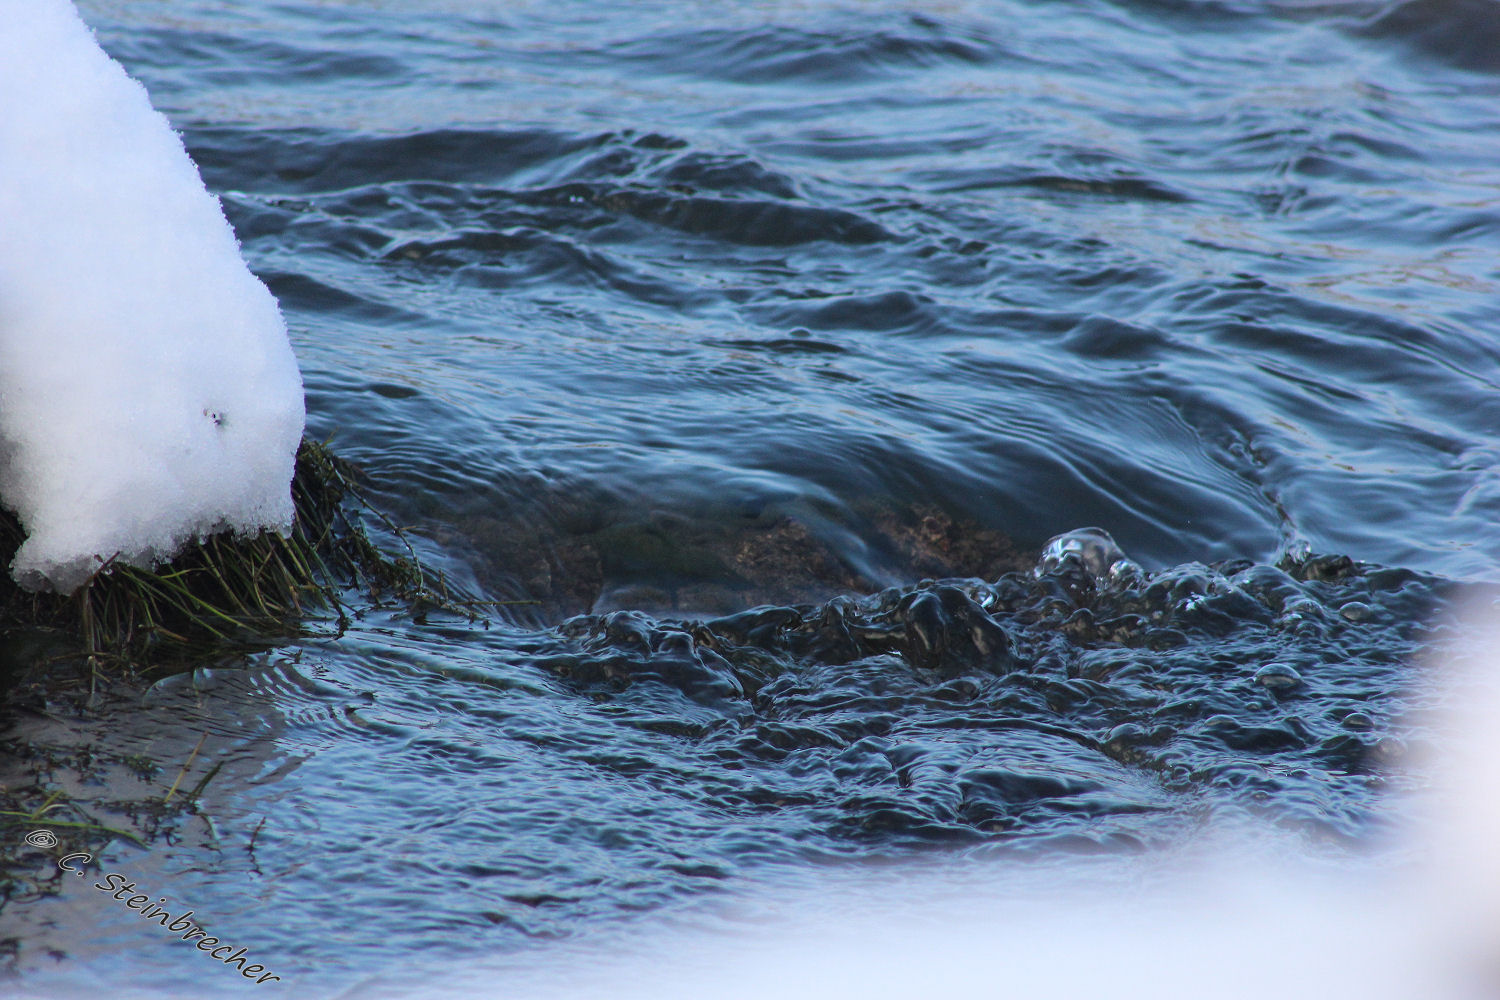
[0,0,304,592]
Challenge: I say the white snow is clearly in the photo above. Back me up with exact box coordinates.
[0,0,305,593]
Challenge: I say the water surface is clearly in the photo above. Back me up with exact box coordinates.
[6,0,1500,994]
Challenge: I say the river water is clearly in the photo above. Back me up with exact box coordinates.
[5,0,1500,996]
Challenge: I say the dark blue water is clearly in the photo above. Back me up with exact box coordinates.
[7,0,1500,995]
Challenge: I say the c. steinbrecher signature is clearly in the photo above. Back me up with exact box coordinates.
[58,852,282,985]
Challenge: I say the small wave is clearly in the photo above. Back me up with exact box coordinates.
[605,20,1001,85]
[189,127,603,191]
[120,26,407,86]
[758,289,939,334]
[649,151,801,200]
[1354,0,1500,73]
[929,168,1192,204]
[711,333,850,357]
[524,183,891,248]
[261,271,427,324]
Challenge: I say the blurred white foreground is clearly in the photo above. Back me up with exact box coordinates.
[0,0,304,592]
[368,850,1487,1000]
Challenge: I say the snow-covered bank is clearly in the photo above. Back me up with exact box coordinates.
[0,0,304,592]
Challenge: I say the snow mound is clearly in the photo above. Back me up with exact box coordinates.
[0,0,305,593]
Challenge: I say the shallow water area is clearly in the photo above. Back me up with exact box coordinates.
[5,0,1500,995]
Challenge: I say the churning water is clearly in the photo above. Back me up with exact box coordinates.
[5,0,1500,996]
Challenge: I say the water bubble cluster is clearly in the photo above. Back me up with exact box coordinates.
[534,529,1447,845]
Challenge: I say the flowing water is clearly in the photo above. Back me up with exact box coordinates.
[5,0,1500,996]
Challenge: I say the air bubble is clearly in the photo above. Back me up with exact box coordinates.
[1035,527,1127,580]
[1253,663,1303,692]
